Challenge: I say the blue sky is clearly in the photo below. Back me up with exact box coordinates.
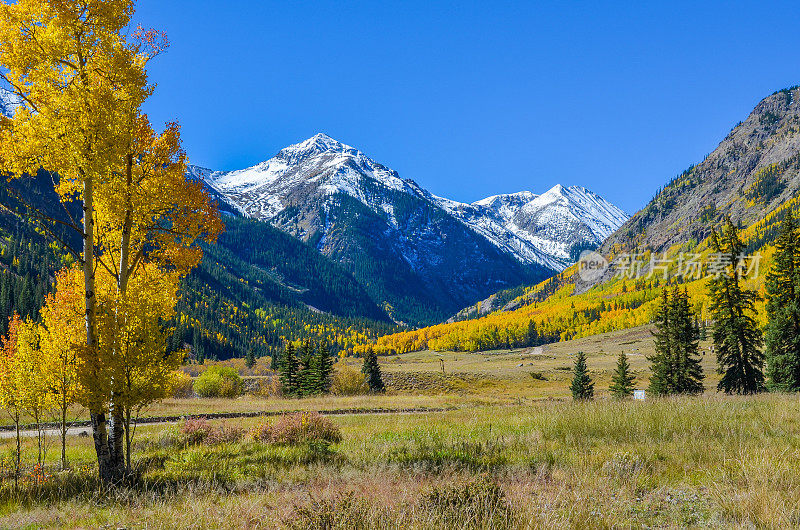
[136,0,800,213]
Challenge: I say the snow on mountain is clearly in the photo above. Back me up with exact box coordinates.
[435,184,628,269]
[0,88,21,119]
[432,184,627,270]
[194,133,628,271]
[199,134,428,223]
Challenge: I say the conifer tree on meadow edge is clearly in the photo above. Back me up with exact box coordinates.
[571,351,594,401]
[609,352,635,398]
[764,210,800,391]
[709,220,764,395]
[278,341,334,397]
[297,342,317,397]
[245,347,256,370]
[648,287,704,396]
[314,342,334,394]
[362,347,385,393]
[279,342,299,396]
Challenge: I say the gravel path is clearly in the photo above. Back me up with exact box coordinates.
[0,406,451,439]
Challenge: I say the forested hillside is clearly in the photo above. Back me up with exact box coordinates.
[0,170,79,333]
[171,214,398,361]
[0,172,397,361]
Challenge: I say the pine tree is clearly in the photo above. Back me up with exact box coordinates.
[671,288,705,394]
[362,347,385,393]
[709,221,765,394]
[279,342,299,396]
[648,287,704,395]
[609,352,635,398]
[297,342,317,397]
[570,351,594,400]
[314,343,334,394]
[245,347,256,370]
[270,348,281,371]
[764,211,800,391]
[648,289,673,396]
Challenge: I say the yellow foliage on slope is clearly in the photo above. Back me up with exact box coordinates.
[370,201,795,354]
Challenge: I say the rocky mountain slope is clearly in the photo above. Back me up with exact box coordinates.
[601,85,800,256]
[195,134,627,325]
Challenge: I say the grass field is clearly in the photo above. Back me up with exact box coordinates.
[1,326,793,528]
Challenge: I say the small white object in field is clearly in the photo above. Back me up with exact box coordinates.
[633,390,646,401]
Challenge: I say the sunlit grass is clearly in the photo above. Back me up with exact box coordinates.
[1,394,800,527]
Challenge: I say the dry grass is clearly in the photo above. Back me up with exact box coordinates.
[0,327,787,528]
[0,325,715,431]
[2,394,800,527]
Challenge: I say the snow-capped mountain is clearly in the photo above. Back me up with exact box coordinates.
[193,134,626,326]
[198,133,627,271]
[197,133,432,223]
[435,184,628,270]
[0,88,21,118]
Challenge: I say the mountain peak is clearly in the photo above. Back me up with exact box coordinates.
[306,132,345,150]
[542,183,567,196]
[197,135,628,271]
[278,133,353,160]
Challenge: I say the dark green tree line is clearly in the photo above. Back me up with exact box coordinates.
[764,211,800,391]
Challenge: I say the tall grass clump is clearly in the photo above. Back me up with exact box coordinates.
[179,418,244,445]
[249,412,342,445]
[284,476,518,530]
[417,475,517,529]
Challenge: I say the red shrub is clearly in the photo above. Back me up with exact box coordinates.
[249,412,342,445]
[180,417,245,445]
[180,418,213,445]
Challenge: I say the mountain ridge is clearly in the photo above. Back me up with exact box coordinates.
[191,133,627,326]
[194,133,628,271]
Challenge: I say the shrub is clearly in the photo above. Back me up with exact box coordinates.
[193,366,244,398]
[249,412,342,445]
[331,364,368,396]
[250,376,282,397]
[285,493,376,530]
[419,475,516,529]
[179,418,245,446]
[180,418,214,445]
[249,422,273,443]
[206,425,245,445]
[170,372,195,398]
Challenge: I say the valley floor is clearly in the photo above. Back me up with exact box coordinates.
[0,327,791,529]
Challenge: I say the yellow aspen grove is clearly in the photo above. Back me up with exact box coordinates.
[14,318,57,469]
[0,0,221,482]
[93,265,184,472]
[39,269,84,470]
[0,314,24,486]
